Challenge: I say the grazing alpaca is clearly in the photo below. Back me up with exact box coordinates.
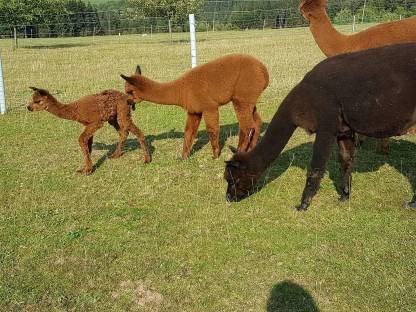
[27,88,151,174]
[224,43,416,211]
[299,0,416,153]
[120,54,269,160]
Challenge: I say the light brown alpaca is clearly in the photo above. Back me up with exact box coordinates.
[299,0,416,153]
[27,88,151,174]
[299,0,416,56]
[121,54,269,160]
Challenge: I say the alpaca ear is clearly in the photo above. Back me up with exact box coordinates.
[30,87,49,96]
[120,74,137,86]
[135,65,142,75]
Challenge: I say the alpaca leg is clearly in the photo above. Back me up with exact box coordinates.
[337,134,355,202]
[78,123,102,175]
[298,132,336,211]
[248,107,262,150]
[203,110,220,159]
[109,127,128,159]
[182,112,202,160]
[233,102,256,152]
[128,121,152,163]
[376,138,390,154]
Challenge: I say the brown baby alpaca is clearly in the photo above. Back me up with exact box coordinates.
[27,88,151,174]
[121,54,269,159]
[299,0,416,153]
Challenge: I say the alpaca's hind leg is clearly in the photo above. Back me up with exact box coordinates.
[232,101,256,152]
[128,121,152,163]
[337,134,356,202]
[88,137,93,154]
[78,123,102,175]
[298,132,336,211]
[248,107,262,150]
[109,126,128,159]
[203,110,220,159]
[182,112,202,160]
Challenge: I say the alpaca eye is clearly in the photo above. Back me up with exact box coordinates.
[34,100,40,104]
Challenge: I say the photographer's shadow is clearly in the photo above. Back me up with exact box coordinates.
[267,280,319,312]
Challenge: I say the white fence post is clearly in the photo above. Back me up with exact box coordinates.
[0,54,6,114]
[189,14,197,68]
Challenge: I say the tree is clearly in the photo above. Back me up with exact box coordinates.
[127,0,203,19]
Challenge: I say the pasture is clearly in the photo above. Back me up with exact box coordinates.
[1,27,415,311]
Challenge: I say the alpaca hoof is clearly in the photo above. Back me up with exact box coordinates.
[109,152,123,159]
[77,168,93,175]
[212,150,221,159]
[339,193,350,202]
[406,202,416,209]
[296,203,309,211]
[181,154,189,161]
[144,155,152,164]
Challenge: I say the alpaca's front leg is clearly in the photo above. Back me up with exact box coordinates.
[128,122,152,163]
[182,112,202,160]
[337,135,355,202]
[298,132,335,211]
[77,124,101,175]
[203,110,220,159]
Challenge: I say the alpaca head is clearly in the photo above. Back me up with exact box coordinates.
[224,152,262,202]
[27,87,53,111]
[299,0,327,21]
[120,65,145,103]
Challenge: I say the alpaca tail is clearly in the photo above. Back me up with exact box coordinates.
[127,99,136,111]
[261,63,269,90]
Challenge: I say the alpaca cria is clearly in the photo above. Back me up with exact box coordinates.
[224,43,416,211]
[121,54,269,160]
[27,88,151,174]
[299,0,416,153]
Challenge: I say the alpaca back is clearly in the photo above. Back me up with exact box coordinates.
[181,54,269,109]
[75,90,130,123]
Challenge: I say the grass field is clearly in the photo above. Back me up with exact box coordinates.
[1,27,416,311]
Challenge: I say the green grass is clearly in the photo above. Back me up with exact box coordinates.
[1,28,416,311]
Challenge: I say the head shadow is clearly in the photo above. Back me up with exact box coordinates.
[252,138,416,201]
[267,280,319,312]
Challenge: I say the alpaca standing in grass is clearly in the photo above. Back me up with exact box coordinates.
[299,0,416,153]
[225,43,416,211]
[27,88,151,174]
[121,54,269,160]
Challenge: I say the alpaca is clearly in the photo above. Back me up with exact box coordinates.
[27,87,151,174]
[120,54,269,160]
[299,0,416,153]
[224,43,416,211]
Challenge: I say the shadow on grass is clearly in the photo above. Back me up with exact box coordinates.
[267,280,319,312]
[254,138,416,203]
[22,43,91,49]
[91,121,269,171]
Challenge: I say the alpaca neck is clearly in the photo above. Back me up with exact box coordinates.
[248,104,296,173]
[46,97,77,121]
[309,9,347,56]
[140,77,181,106]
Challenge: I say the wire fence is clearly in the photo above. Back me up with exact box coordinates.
[0,1,414,43]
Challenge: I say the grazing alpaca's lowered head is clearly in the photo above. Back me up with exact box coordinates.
[299,0,416,154]
[225,43,416,211]
[121,54,269,160]
[27,87,151,174]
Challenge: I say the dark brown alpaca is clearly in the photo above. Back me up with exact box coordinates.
[299,0,416,154]
[121,54,269,159]
[27,88,151,174]
[224,43,416,210]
